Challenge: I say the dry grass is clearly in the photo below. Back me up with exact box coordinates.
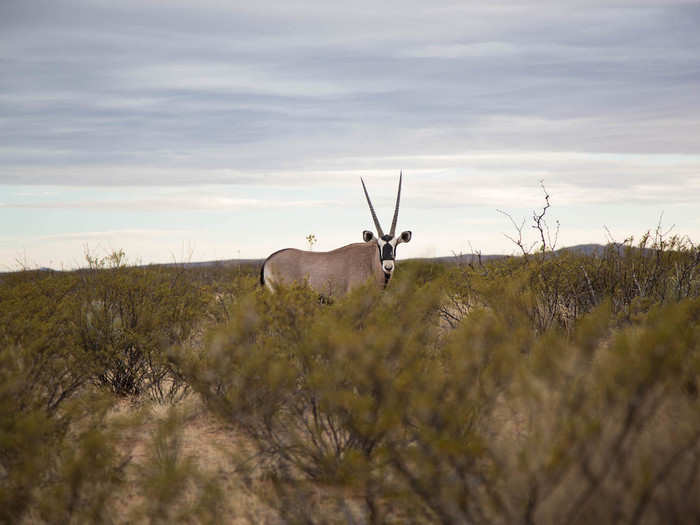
[104,394,279,524]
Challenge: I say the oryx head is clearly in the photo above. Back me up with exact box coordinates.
[361,172,412,277]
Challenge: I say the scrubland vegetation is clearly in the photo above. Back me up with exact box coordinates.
[2,229,700,523]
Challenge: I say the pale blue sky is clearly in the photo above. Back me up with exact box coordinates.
[1,1,699,269]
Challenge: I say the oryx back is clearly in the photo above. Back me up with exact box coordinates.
[261,243,383,296]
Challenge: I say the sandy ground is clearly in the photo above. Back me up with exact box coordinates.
[109,395,279,524]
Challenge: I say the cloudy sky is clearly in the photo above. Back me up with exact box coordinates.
[2,0,699,269]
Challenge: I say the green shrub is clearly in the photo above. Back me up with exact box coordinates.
[0,320,131,523]
[179,261,700,523]
[76,251,208,400]
[442,231,700,335]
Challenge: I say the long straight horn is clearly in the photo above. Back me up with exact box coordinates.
[361,178,384,237]
[389,171,402,236]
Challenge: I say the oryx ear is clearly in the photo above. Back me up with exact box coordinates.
[399,230,412,243]
[363,230,375,242]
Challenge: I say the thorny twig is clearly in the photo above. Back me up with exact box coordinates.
[497,209,536,258]
[532,180,557,258]
[497,181,558,259]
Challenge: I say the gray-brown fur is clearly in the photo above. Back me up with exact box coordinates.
[261,242,385,296]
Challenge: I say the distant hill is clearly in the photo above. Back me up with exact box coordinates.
[557,243,611,256]
[409,243,623,265]
[158,258,264,268]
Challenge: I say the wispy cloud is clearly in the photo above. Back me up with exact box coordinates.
[0,228,187,243]
[3,151,699,207]
[2,1,699,266]
[0,197,339,211]
[2,1,699,183]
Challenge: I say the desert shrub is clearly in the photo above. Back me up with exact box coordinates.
[0,269,88,414]
[76,251,208,400]
[29,398,137,525]
[0,268,144,523]
[203,266,265,325]
[0,282,133,523]
[578,233,700,317]
[396,259,449,288]
[345,293,700,524]
[0,389,133,524]
[175,271,487,520]
[175,272,445,508]
[441,230,700,336]
[2,235,699,523]
[178,259,700,523]
[504,298,700,524]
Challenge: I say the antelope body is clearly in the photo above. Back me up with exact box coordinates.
[260,174,412,296]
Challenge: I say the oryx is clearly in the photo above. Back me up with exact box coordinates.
[260,173,412,296]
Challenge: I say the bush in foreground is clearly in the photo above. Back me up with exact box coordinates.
[178,261,700,523]
[1,237,699,523]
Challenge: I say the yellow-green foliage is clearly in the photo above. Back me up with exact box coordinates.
[0,255,243,523]
[0,338,133,524]
[442,233,700,333]
[1,237,699,524]
[77,250,210,399]
[179,250,700,523]
[180,278,443,481]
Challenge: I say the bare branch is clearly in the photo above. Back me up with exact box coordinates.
[532,180,552,256]
[497,209,531,257]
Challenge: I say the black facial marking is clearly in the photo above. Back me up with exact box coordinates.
[382,243,394,261]
[381,234,392,242]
